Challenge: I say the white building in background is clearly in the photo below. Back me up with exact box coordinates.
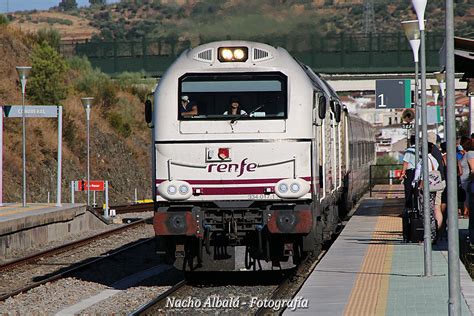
[342,95,403,127]
[342,94,439,161]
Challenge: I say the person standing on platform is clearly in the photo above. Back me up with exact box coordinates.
[427,132,445,234]
[459,136,472,218]
[399,135,418,209]
[464,139,474,244]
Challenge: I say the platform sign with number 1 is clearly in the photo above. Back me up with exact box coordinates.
[376,79,411,109]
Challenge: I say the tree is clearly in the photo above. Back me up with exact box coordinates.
[90,0,106,5]
[35,28,61,52]
[58,0,77,11]
[27,42,68,105]
[0,14,9,25]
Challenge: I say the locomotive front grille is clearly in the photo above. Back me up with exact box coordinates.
[202,208,264,235]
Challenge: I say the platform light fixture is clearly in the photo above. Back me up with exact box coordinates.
[411,0,432,278]
[16,66,32,208]
[401,20,421,169]
[81,97,94,207]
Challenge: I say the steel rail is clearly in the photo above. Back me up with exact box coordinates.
[0,218,150,273]
[129,280,187,316]
[93,202,154,214]
[253,249,327,316]
[0,236,155,302]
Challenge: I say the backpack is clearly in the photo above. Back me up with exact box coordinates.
[428,155,446,192]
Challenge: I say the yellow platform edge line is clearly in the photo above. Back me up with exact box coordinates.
[375,217,397,315]
[343,209,400,316]
[0,204,57,216]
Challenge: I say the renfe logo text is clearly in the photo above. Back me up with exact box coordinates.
[207,158,257,177]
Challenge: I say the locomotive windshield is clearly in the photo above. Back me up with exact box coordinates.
[178,72,287,120]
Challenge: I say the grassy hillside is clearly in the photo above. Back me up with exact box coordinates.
[0,25,154,205]
[84,0,474,41]
[7,0,473,43]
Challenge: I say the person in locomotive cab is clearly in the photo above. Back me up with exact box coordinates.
[223,96,247,115]
[179,95,198,117]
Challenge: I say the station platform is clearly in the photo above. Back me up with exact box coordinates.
[0,203,105,260]
[285,197,474,316]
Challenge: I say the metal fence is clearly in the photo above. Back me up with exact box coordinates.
[369,163,404,197]
[60,32,445,76]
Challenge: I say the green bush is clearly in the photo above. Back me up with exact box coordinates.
[89,0,106,5]
[0,14,9,25]
[75,68,118,110]
[116,71,143,90]
[58,0,77,11]
[374,155,400,185]
[35,28,61,51]
[44,17,73,26]
[66,55,92,73]
[116,72,155,102]
[63,111,77,147]
[107,111,131,138]
[27,42,68,105]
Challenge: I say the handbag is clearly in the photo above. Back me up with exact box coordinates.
[428,157,446,192]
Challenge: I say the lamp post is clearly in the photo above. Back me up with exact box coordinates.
[81,97,94,207]
[411,0,432,277]
[16,66,31,208]
[401,20,421,168]
[435,71,446,139]
[431,84,440,134]
[445,0,461,313]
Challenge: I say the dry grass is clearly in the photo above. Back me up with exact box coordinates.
[10,11,99,41]
[0,26,151,204]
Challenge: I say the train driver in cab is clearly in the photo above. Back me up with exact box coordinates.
[179,95,198,117]
[223,96,247,116]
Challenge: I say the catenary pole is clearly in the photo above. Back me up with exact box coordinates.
[445,0,461,314]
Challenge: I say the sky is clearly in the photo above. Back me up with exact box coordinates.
[0,0,120,13]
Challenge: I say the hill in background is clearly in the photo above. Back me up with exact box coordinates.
[6,0,474,44]
[0,25,152,205]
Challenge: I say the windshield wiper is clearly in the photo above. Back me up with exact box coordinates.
[230,105,264,124]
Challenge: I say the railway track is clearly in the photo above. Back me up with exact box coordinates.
[92,202,154,215]
[254,250,327,315]
[0,218,148,273]
[130,280,187,315]
[0,218,153,301]
[129,246,331,315]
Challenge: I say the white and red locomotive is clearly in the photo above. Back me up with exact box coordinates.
[145,41,376,271]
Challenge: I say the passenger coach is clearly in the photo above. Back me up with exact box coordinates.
[144,41,376,271]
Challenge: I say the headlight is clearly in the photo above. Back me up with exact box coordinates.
[275,178,310,199]
[278,183,288,193]
[233,48,245,60]
[179,185,189,195]
[167,185,177,195]
[158,180,193,201]
[218,47,248,62]
[290,183,300,193]
[220,48,233,61]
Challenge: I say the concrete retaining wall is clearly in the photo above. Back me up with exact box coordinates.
[0,205,107,258]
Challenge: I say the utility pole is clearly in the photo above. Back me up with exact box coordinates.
[363,0,376,35]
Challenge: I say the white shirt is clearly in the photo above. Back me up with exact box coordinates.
[413,154,439,186]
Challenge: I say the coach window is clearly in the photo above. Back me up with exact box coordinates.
[178,72,288,120]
